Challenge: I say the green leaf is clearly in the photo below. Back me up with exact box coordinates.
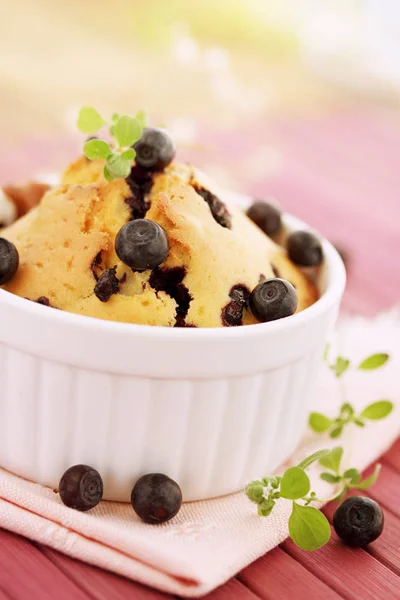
[83,139,111,161]
[261,476,280,489]
[330,425,343,438]
[319,447,343,474]
[103,165,113,182]
[121,148,135,161]
[77,106,105,133]
[360,400,393,421]
[106,154,132,179]
[320,472,341,484]
[309,412,333,433]
[136,109,148,129]
[297,449,330,470]
[114,116,142,147]
[289,503,331,551]
[280,467,310,500]
[340,403,354,420]
[109,124,116,136]
[353,417,365,427]
[343,468,361,484]
[257,498,275,517]
[358,353,389,370]
[351,464,381,490]
[245,481,264,504]
[332,356,350,378]
[111,112,120,122]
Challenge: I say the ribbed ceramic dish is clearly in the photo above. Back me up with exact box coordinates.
[0,211,345,502]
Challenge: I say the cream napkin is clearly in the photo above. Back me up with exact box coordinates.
[0,313,399,597]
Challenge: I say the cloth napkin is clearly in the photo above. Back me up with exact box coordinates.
[0,312,399,597]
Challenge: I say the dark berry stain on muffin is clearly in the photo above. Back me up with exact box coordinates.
[192,184,232,229]
[125,166,154,220]
[221,285,251,327]
[90,252,103,281]
[94,267,121,302]
[149,266,192,327]
[37,296,51,306]
[271,265,280,278]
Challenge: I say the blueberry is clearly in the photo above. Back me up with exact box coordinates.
[133,128,175,171]
[287,231,323,266]
[0,238,19,285]
[333,496,384,546]
[249,278,298,322]
[59,464,103,511]
[115,219,169,271]
[246,201,281,236]
[131,473,182,524]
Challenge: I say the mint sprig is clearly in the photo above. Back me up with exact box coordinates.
[77,106,145,181]
[310,348,393,438]
[318,446,381,500]
[246,446,383,551]
[246,449,331,551]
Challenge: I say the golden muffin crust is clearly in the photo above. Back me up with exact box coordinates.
[2,158,318,327]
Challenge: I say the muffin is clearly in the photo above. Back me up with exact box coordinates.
[1,156,318,327]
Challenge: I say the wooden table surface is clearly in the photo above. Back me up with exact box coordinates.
[0,110,399,599]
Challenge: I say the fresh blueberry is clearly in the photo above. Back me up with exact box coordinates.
[115,219,169,271]
[59,464,103,511]
[333,496,384,546]
[133,128,175,171]
[131,473,182,524]
[246,201,281,236]
[287,231,323,266]
[0,238,19,285]
[249,278,298,322]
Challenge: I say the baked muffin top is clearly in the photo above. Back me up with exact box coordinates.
[1,157,318,327]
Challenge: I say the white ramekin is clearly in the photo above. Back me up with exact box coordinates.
[0,213,345,502]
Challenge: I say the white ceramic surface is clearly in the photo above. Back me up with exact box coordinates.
[0,212,345,502]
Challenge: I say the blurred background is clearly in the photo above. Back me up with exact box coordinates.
[0,0,399,313]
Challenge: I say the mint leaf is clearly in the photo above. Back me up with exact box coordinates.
[136,109,148,129]
[121,148,135,161]
[297,449,330,470]
[83,139,111,161]
[358,353,389,370]
[330,425,343,438]
[318,447,343,474]
[245,481,264,503]
[115,116,142,148]
[353,417,365,427]
[289,503,331,551]
[261,476,280,489]
[257,498,275,517]
[332,356,350,378]
[351,464,381,490]
[360,400,393,420]
[320,472,341,483]
[107,154,132,179]
[343,468,361,484]
[309,412,333,433]
[77,107,105,133]
[103,165,113,182]
[280,467,310,500]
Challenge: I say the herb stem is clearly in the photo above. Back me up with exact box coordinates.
[306,483,347,505]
